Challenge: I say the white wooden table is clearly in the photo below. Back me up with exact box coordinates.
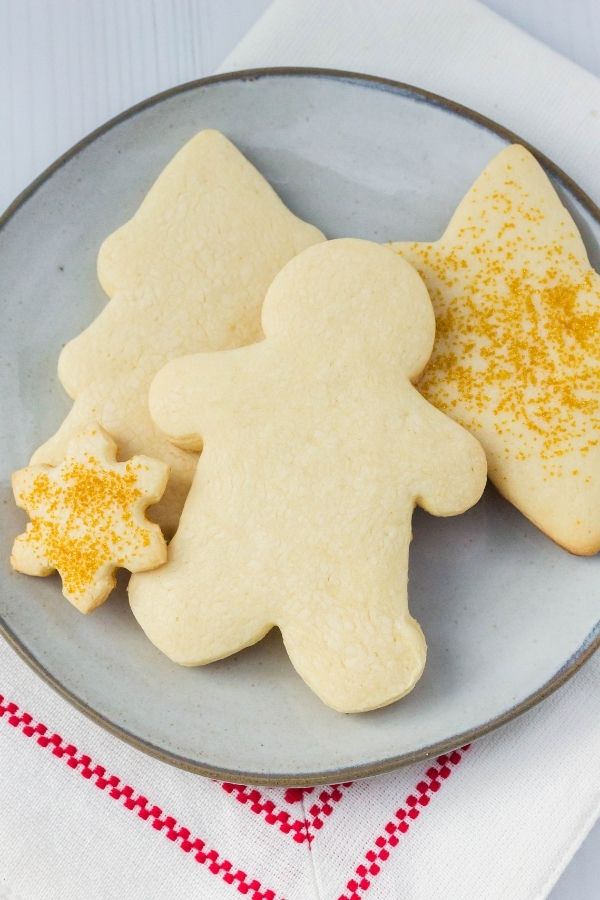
[1,1,598,896]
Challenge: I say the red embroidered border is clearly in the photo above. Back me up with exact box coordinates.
[0,694,281,900]
[339,746,470,900]
[221,781,353,843]
[0,688,468,900]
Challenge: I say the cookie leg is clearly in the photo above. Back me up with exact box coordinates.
[281,608,426,713]
[128,566,273,666]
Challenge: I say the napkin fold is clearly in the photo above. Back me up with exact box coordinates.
[2,2,600,899]
[220,0,600,204]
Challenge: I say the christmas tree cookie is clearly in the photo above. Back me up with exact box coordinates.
[32,130,324,535]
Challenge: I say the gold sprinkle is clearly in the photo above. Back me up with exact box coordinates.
[19,458,147,596]
[400,179,600,467]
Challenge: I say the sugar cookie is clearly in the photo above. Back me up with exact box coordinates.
[392,145,600,554]
[129,239,487,712]
[32,130,324,535]
[12,426,168,612]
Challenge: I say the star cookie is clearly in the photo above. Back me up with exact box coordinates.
[392,145,600,554]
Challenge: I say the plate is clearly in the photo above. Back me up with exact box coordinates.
[1,68,599,786]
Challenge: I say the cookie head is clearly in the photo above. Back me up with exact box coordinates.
[261,239,436,381]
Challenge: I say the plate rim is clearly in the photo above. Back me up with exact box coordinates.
[1,65,599,787]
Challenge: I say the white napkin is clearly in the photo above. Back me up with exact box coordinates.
[219,0,600,203]
[2,2,600,899]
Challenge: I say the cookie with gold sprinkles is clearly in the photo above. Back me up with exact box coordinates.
[392,144,600,555]
[11,426,168,612]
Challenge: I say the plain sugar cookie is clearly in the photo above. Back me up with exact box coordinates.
[129,239,487,713]
[392,145,600,555]
[31,130,324,536]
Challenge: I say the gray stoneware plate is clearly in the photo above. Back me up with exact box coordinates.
[1,68,599,786]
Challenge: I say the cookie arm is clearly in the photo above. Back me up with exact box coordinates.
[149,346,262,451]
[408,391,487,517]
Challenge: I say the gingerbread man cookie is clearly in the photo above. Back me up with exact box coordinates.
[392,145,600,554]
[32,130,324,536]
[12,426,168,612]
[129,240,487,713]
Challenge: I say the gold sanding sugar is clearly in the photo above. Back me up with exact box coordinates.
[408,189,600,462]
[19,456,150,596]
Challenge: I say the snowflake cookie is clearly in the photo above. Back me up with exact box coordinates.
[12,426,168,612]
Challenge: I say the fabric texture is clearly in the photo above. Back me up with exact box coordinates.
[2,1,600,898]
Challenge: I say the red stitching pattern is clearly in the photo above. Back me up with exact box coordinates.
[0,694,281,900]
[0,688,468,900]
[222,783,309,843]
[339,746,470,900]
[306,783,353,834]
[221,781,353,843]
[284,787,314,804]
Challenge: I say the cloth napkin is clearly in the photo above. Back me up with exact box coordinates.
[2,2,600,899]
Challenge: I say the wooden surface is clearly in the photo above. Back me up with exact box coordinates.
[0,1,598,897]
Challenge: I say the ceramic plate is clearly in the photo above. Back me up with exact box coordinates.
[1,69,599,785]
